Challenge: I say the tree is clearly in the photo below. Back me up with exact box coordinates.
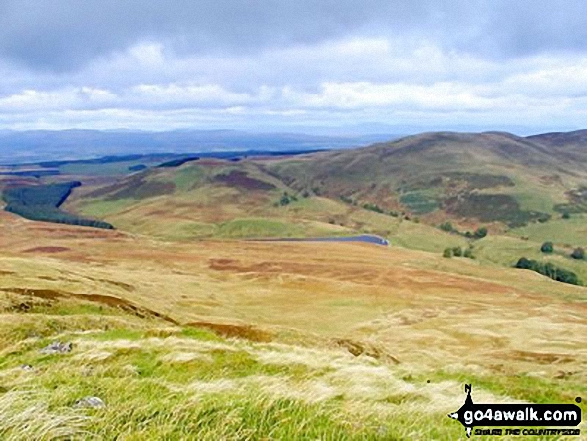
[540,241,554,253]
[452,246,463,257]
[562,212,571,220]
[571,247,585,260]
[473,226,488,239]
[537,214,551,223]
[515,257,532,270]
[279,192,297,206]
[463,248,474,259]
[443,248,452,258]
[439,221,453,232]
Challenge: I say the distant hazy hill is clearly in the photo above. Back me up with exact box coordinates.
[0,129,398,164]
[64,129,587,237]
[527,129,587,162]
[270,131,582,184]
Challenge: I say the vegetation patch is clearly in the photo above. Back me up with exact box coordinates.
[400,191,439,214]
[277,191,298,206]
[99,175,176,201]
[445,193,550,227]
[128,164,147,172]
[215,170,276,191]
[217,219,305,238]
[442,172,514,190]
[157,156,200,168]
[555,186,587,213]
[362,202,385,214]
[510,215,587,247]
[400,173,513,193]
[514,257,581,285]
[443,246,475,259]
[3,182,114,229]
[0,169,61,178]
[186,322,272,342]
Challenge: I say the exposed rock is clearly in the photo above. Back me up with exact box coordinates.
[74,396,105,409]
[40,341,73,354]
[334,338,400,364]
[20,364,34,371]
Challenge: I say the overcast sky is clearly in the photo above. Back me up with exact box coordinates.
[1,0,587,134]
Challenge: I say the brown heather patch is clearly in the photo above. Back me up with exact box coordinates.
[187,321,273,342]
[1,287,178,324]
[23,246,70,254]
[214,170,276,191]
[505,350,575,365]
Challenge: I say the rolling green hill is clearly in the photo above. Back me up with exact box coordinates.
[59,130,587,286]
[67,130,587,236]
[267,131,587,227]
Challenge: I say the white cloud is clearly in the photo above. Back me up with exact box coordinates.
[0,87,118,113]
[1,36,587,133]
[128,43,165,66]
[129,83,256,107]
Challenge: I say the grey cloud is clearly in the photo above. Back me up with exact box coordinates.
[0,0,419,71]
[3,1,587,72]
[473,2,587,57]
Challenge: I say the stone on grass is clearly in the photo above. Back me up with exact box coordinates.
[40,341,73,354]
[74,396,105,409]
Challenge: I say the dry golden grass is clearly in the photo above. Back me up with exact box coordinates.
[1,211,586,438]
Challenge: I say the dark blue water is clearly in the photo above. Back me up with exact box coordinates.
[259,235,389,246]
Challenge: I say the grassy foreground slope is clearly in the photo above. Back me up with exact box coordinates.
[0,212,586,439]
[2,295,437,440]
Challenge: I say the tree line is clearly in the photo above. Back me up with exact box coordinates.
[515,257,581,286]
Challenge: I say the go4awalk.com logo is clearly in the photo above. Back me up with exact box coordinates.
[448,385,582,438]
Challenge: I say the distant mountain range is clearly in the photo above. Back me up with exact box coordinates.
[0,129,401,164]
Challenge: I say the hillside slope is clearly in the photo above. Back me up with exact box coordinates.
[528,129,587,162]
[0,212,586,439]
[268,131,587,226]
[67,131,587,238]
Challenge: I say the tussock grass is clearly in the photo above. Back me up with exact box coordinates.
[0,391,90,440]
[2,307,583,440]
[0,308,468,439]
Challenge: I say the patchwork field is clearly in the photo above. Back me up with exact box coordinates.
[1,211,586,439]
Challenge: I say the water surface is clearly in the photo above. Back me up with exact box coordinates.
[256,235,389,246]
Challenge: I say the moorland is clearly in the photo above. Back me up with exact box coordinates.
[1,130,587,439]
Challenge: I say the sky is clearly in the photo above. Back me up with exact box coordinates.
[1,0,587,135]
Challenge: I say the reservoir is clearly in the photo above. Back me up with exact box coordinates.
[255,235,389,246]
